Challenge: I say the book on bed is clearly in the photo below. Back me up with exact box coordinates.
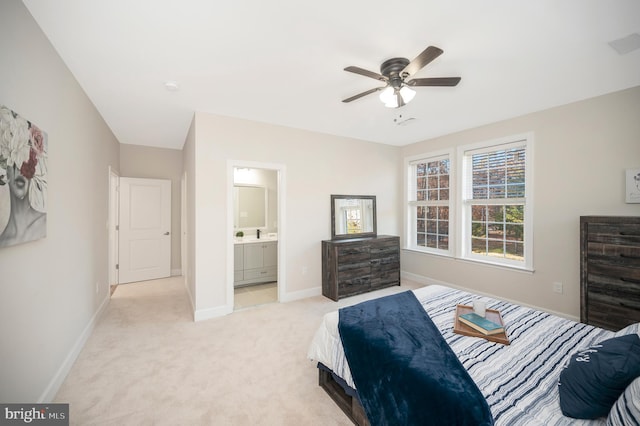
[458,312,504,335]
[453,304,510,345]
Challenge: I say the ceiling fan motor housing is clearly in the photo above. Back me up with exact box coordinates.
[380,57,410,88]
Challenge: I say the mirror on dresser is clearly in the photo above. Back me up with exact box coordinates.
[330,194,377,240]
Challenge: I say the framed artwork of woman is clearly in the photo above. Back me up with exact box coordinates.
[0,105,48,248]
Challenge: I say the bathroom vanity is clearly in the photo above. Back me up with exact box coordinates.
[234,238,278,287]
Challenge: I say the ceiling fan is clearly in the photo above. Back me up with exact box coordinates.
[342,45,461,108]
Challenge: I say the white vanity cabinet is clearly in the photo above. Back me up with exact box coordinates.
[234,240,277,287]
[234,244,244,282]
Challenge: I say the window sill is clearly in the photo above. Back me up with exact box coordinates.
[403,248,534,273]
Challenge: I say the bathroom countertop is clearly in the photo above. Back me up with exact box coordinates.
[234,236,278,244]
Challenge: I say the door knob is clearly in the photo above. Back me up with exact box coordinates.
[164,232,170,235]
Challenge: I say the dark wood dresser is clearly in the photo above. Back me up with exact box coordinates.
[322,235,400,301]
[580,216,640,330]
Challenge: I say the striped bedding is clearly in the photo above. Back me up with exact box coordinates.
[308,285,622,425]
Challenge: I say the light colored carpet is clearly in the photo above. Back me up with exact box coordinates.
[54,276,424,425]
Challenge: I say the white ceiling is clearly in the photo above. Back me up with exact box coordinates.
[23,0,640,150]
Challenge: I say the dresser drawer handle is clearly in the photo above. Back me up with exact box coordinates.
[620,232,640,237]
[620,277,640,284]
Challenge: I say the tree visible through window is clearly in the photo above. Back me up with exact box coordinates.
[405,134,532,270]
[462,139,530,268]
[409,154,451,254]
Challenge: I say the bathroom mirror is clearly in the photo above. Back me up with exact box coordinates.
[331,195,377,240]
[234,185,267,229]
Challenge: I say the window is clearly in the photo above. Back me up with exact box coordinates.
[459,135,532,269]
[405,134,533,271]
[406,152,452,255]
[344,207,362,234]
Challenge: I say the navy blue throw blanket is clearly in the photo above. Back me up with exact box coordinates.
[338,291,494,426]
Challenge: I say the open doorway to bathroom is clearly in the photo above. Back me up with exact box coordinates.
[232,166,279,310]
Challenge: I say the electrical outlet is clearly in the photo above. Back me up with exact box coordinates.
[553,282,563,294]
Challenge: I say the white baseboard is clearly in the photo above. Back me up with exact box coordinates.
[38,292,110,402]
[401,271,579,322]
[280,286,322,303]
[194,304,233,322]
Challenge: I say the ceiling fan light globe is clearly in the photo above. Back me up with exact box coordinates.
[399,86,416,104]
[379,87,395,105]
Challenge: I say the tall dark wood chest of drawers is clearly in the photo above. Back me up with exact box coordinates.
[322,235,400,301]
[580,216,640,330]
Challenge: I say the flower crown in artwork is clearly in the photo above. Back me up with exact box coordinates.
[0,105,48,211]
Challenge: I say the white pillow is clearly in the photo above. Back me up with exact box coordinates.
[614,322,640,338]
[607,376,640,426]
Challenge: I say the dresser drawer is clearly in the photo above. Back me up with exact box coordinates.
[586,242,640,265]
[337,245,371,263]
[338,275,371,296]
[370,269,400,288]
[586,223,640,245]
[587,261,640,284]
[370,256,400,272]
[587,274,640,301]
[586,298,640,331]
[370,238,400,258]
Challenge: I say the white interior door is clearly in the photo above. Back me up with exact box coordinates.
[118,177,171,284]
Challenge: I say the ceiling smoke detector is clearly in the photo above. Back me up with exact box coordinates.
[393,114,416,126]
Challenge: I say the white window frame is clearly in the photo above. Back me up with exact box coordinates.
[456,133,534,271]
[404,149,455,257]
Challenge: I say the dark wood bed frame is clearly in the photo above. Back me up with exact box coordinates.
[318,369,369,426]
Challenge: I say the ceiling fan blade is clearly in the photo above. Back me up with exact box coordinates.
[406,77,461,87]
[402,46,444,77]
[342,87,383,103]
[344,66,387,81]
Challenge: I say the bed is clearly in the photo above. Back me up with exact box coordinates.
[307,285,640,426]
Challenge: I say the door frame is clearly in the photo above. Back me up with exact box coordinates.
[226,160,286,309]
[108,166,119,291]
[181,171,188,284]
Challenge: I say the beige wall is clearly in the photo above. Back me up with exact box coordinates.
[120,144,183,272]
[0,0,120,402]
[400,86,640,318]
[190,113,401,317]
